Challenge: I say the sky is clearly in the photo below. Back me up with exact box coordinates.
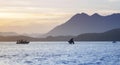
[0,0,120,34]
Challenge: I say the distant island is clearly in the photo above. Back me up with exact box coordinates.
[0,28,119,41]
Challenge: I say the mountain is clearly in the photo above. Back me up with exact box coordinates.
[46,13,120,36]
[0,35,42,41]
[0,32,19,36]
[75,28,120,41]
[0,28,120,41]
[40,28,120,41]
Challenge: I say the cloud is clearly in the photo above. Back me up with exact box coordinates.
[0,13,71,33]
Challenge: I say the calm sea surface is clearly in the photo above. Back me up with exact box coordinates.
[0,42,120,65]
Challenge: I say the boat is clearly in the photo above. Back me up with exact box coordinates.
[16,40,30,44]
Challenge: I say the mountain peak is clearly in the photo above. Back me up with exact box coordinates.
[81,12,88,15]
[74,13,89,16]
[92,13,101,17]
[110,13,120,16]
[80,13,89,16]
[73,13,89,18]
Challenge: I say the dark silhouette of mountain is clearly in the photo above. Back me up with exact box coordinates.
[0,32,44,38]
[39,36,75,41]
[75,28,120,41]
[46,13,120,36]
[0,35,37,41]
[0,28,120,41]
[41,28,120,41]
[0,35,74,41]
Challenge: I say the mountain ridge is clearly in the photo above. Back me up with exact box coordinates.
[46,13,120,36]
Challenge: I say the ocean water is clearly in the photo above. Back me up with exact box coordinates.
[0,42,120,65]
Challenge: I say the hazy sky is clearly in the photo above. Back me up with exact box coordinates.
[0,0,120,34]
